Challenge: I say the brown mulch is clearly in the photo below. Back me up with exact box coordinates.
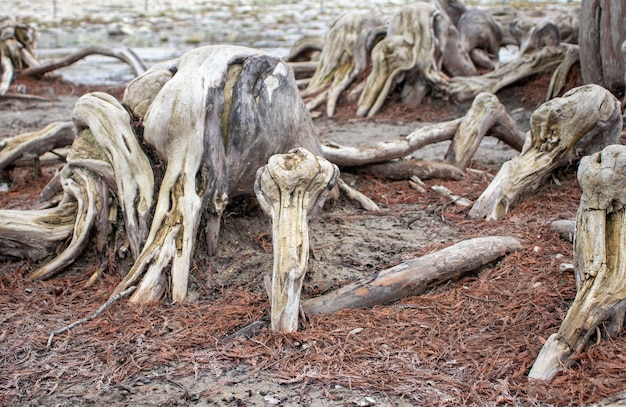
[3,70,626,406]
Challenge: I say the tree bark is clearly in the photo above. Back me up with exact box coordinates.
[579,0,626,95]
[302,236,523,315]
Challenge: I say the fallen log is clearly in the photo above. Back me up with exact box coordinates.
[302,236,523,314]
[350,158,465,181]
[529,144,626,381]
[469,84,623,221]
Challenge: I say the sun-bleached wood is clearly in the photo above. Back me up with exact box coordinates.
[469,84,622,221]
[255,148,338,332]
[529,144,626,381]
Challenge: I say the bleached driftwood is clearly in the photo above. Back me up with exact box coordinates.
[0,121,74,169]
[302,236,523,314]
[444,92,526,170]
[301,11,384,117]
[112,45,322,303]
[0,16,38,94]
[469,84,623,221]
[448,44,579,103]
[529,144,626,381]
[322,90,524,171]
[255,148,339,332]
[357,2,449,117]
[20,44,146,78]
[457,9,503,71]
[351,158,465,181]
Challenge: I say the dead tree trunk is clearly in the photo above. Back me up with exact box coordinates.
[529,144,626,381]
[468,84,622,221]
[579,0,626,96]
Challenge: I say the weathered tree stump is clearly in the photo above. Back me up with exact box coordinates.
[457,9,503,71]
[301,11,384,117]
[255,148,338,332]
[468,84,622,221]
[357,2,449,117]
[0,16,38,94]
[0,45,323,304]
[529,144,626,381]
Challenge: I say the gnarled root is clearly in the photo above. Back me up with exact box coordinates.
[112,45,321,303]
[444,92,526,170]
[357,2,449,117]
[301,11,384,117]
[529,144,626,381]
[255,148,338,332]
[469,84,622,221]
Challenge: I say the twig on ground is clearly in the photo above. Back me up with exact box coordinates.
[45,285,136,351]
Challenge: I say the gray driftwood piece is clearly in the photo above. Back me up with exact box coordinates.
[301,11,384,117]
[0,45,323,305]
[302,236,523,314]
[529,144,626,381]
[469,84,623,221]
[255,148,338,332]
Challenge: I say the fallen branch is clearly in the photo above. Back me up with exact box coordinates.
[302,236,523,314]
[20,44,146,77]
[46,285,136,351]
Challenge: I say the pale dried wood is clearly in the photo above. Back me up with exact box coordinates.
[20,44,146,77]
[302,236,523,314]
[255,148,339,332]
[469,84,623,221]
[321,118,461,167]
[528,144,626,381]
[351,158,465,181]
[357,2,448,117]
[301,11,384,117]
[444,92,525,170]
[0,121,74,169]
[448,44,578,103]
[112,45,322,303]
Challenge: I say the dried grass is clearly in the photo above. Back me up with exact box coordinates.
[2,167,624,406]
